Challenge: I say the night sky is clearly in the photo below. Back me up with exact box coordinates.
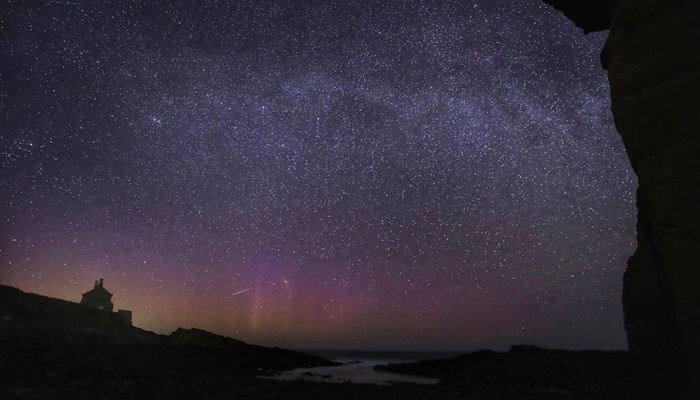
[1,0,637,351]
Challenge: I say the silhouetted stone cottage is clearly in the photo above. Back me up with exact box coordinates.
[81,278,113,311]
[80,278,133,325]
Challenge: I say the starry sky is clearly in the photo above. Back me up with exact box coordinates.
[1,0,637,351]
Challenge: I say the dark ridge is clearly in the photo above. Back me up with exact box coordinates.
[0,283,651,398]
[374,345,636,397]
[0,284,337,381]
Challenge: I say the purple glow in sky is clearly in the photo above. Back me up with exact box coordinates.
[1,0,636,351]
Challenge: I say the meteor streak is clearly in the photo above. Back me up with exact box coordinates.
[231,287,253,296]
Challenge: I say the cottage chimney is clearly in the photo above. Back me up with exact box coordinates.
[94,280,99,288]
[99,278,104,287]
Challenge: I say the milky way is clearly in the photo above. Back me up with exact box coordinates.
[1,0,637,350]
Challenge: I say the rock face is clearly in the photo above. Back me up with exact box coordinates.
[543,0,700,395]
[169,327,247,348]
[374,346,632,398]
[541,0,617,33]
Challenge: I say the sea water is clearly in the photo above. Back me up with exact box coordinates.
[271,350,463,385]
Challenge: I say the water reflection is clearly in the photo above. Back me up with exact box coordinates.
[270,360,440,385]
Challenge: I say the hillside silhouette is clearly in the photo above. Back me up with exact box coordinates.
[0,284,352,398]
[1,284,647,399]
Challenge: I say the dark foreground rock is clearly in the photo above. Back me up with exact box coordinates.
[0,284,350,399]
[542,1,700,396]
[375,345,654,399]
[0,285,647,399]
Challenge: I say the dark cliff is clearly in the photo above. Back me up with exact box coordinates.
[542,0,700,397]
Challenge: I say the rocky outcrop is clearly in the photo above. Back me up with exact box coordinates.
[541,0,617,33]
[543,0,700,396]
[0,284,337,381]
[375,346,632,398]
[169,327,247,348]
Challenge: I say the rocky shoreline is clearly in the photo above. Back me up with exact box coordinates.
[374,346,644,399]
[0,285,652,399]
